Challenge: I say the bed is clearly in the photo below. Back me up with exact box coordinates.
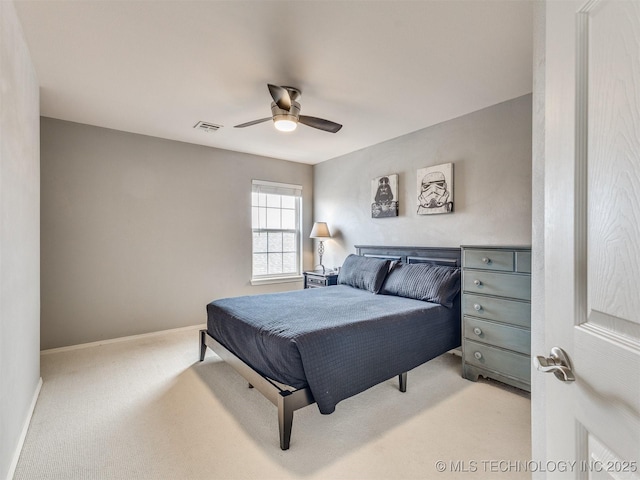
[199,245,462,449]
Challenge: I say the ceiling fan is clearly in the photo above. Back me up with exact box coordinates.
[234,84,342,133]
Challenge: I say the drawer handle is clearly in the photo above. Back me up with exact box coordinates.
[474,351,483,360]
[473,327,483,336]
[473,279,482,286]
[473,303,482,311]
[482,257,490,264]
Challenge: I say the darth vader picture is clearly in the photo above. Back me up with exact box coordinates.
[371,174,399,218]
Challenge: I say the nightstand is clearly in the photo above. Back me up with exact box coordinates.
[303,270,338,289]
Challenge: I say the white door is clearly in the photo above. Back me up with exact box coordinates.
[542,0,640,477]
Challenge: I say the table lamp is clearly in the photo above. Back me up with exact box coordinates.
[310,222,331,273]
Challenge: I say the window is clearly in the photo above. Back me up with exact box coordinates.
[251,180,302,284]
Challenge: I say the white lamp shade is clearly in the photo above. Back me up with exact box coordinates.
[273,116,298,132]
[310,222,331,238]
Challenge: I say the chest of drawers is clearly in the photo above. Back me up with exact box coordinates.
[461,246,532,392]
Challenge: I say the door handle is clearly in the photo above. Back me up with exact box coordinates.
[534,347,575,382]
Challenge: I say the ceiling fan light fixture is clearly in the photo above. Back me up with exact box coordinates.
[234,85,341,133]
[273,115,298,132]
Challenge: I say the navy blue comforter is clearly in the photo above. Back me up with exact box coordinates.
[207,285,460,414]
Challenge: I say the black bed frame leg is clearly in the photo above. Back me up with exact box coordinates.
[199,329,207,361]
[277,393,294,450]
[399,372,407,393]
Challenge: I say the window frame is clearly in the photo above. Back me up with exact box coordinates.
[250,179,303,285]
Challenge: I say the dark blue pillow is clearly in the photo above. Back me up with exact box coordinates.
[337,254,390,293]
[380,262,461,307]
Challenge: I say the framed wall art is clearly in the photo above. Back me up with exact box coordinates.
[417,163,453,215]
[371,174,399,218]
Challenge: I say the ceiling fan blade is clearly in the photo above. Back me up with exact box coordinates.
[234,118,272,128]
[299,115,343,133]
[267,84,291,111]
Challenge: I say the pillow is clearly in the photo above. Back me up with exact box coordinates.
[380,262,461,307]
[337,254,391,293]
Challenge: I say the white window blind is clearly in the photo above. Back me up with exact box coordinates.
[251,180,302,281]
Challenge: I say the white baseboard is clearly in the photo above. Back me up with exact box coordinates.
[40,324,206,355]
[7,377,42,480]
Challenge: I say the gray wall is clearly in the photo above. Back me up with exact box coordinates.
[41,118,313,349]
[0,2,41,478]
[313,94,532,268]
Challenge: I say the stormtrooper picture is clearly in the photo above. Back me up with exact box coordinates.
[371,174,399,218]
[417,163,453,215]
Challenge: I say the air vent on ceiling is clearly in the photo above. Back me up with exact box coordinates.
[193,121,222,133]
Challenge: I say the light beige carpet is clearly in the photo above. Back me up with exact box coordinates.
[14,326,531,479]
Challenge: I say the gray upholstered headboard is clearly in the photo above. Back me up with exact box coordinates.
[354,245,461,268]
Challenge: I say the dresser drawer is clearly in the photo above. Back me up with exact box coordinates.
[464,340,531,383]
[464,249,514,272]
[464,317,530,355]
[462,293,531,328]
[306,276,326,287]
[463,270,531,301]
[516,251,531,273]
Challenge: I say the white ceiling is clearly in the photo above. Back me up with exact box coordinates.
[14,0,533,165]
